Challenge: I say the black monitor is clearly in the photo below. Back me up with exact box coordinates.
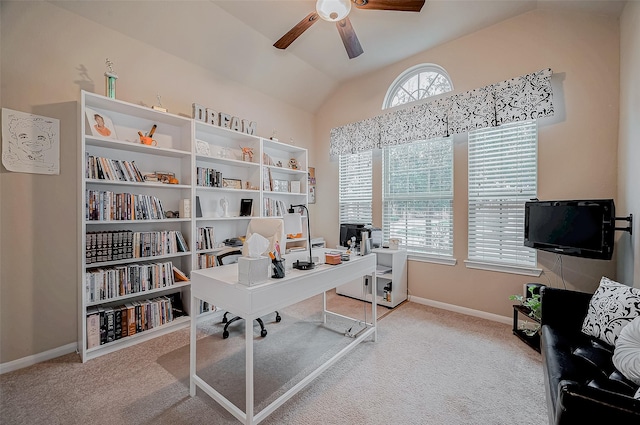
[340,223,367,248]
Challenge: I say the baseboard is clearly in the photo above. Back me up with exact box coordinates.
[0,342,78,375]
[408,295,512,326]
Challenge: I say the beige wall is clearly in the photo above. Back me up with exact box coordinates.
[0,2,314,363]
[314,9,621,317]
[618,1,640,288]
[1,3,635,365]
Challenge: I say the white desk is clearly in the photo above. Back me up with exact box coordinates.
[189,252,377,425]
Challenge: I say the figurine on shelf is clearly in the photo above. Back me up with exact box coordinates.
[220,197,229,217]
[346,236,357,255]
[152,94,167,112]
[270,129,278,142]
[104,58,118,99]
[289,158,298,169]
[241,146,254,162]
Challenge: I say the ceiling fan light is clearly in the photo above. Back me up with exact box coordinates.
[316,0,351,22]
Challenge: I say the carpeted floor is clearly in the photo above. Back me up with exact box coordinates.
[0,290,547,424]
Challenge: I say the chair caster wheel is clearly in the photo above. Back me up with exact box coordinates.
[276,314,281,323]
[261,329,267,337]
[223,330,229,339]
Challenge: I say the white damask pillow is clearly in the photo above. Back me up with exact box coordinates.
[613,316,640,386]
[581,277,640,346]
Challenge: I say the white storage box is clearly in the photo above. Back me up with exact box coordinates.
[238,256,270,286]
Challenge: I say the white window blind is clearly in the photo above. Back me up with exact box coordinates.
[339,151,372,224]
[383,138,453,256]
[468,120,538,267]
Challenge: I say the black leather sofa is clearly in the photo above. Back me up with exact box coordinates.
[540,287,640,424]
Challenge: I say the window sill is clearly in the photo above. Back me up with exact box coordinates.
[408,254,457,266]
[464,260,542,277]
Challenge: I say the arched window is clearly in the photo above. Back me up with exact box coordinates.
[383,64,453,109]
[381,64,454,261]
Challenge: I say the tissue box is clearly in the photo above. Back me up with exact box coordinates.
[237,256,270,286]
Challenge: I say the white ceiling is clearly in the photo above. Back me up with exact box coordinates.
[52,0,626,112]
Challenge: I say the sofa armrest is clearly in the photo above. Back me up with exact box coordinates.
[555,380,640,424]
[540,287,593,334]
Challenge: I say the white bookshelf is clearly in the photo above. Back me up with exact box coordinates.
[79,92,308,361]
[336,249,407,308]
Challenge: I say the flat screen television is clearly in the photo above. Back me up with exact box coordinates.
[524,199,615,260]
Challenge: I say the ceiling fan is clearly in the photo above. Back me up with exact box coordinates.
[273,0,425,59]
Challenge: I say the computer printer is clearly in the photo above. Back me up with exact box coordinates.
[365,225,382,248]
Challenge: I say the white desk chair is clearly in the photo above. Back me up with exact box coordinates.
[221,218,285,338]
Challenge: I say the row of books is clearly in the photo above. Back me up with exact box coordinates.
[86,190,166,221]
[263,197,288,217]
[86,153,145,182]
[196,252,218,269]
[86,294,181,349]
[196,226,215,250]
[86,261,175,302]
[86,230,133,264]
[85,230,189,264]
[196,166,223,188]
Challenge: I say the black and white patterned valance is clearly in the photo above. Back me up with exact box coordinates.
[329,68,554,157]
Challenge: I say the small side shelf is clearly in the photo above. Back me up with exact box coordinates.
[512,304,541,352]
[336,248,407,308]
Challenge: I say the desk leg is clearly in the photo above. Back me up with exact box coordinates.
[245,318,254,425]
[322,291,327,324]
[190,295,197,396]
[371,273,377,342]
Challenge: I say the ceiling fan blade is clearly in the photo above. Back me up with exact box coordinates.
[336,17,363,59]
[274,12,319,49]
[354,0,425,12]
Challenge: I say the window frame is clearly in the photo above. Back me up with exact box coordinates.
[338,150,373,226]
[382,137,455,264]
[465,120,542,277]
[383,63,453,110]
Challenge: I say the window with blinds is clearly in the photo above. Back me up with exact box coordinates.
[382,138,453,257]
[467,120,538,268]
[339,151,372,224]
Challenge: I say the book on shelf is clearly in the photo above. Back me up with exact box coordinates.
[86,307,101,349]
[173,266,189,282]
[114,307,122,340]
[120,305,128,338]
[175,231,189,252]
[125,303,136,337]
[195,196,202,218]
[104,307,115,344]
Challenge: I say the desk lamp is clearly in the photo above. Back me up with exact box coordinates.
[284,204,315,270]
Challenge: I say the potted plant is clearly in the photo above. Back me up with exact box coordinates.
[510,284,543,336]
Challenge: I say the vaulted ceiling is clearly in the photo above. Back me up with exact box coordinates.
[52,1,626,112]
